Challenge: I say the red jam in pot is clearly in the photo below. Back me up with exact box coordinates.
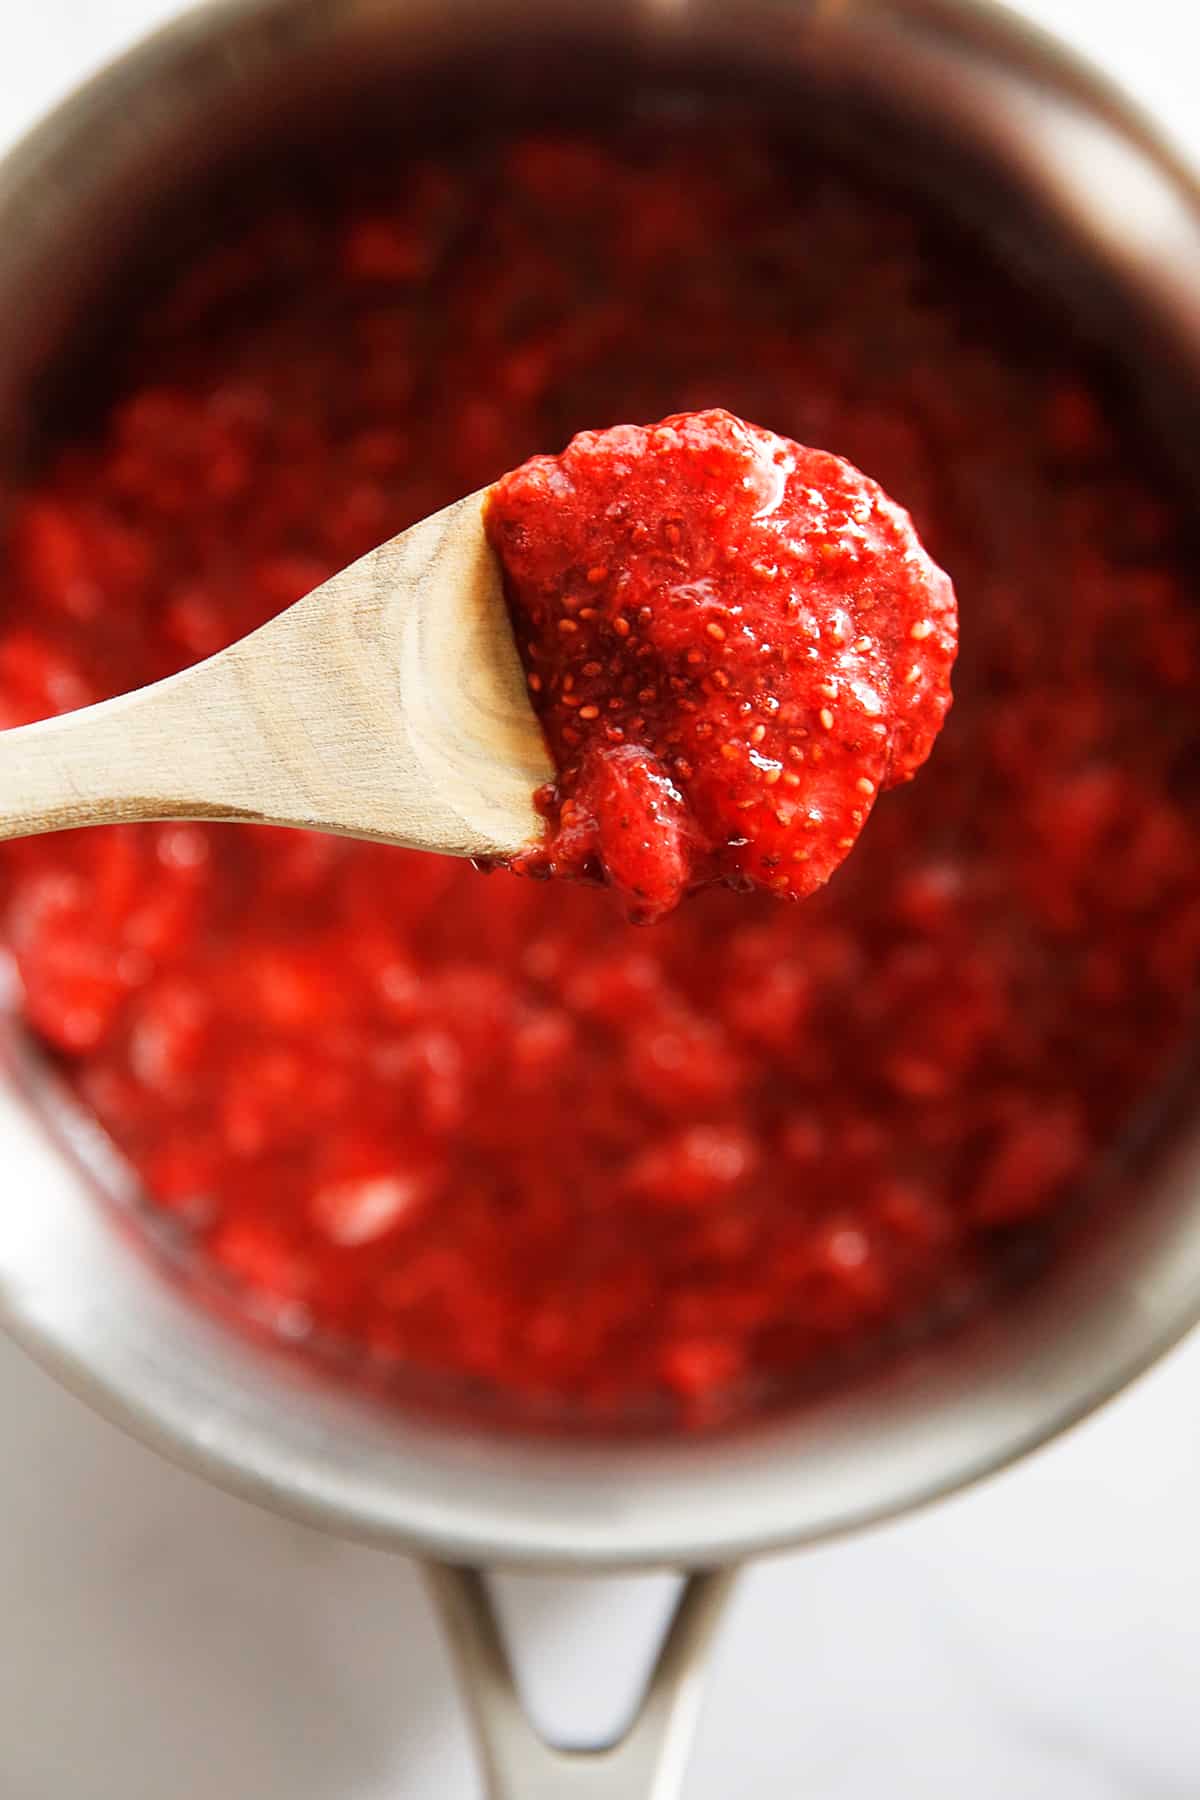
[2,124,1199,1427]
[487,408,957,920]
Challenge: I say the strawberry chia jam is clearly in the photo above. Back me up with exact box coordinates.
[1,124,1199,1427]
[487,408,957,920]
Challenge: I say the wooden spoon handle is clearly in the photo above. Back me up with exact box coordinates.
[0,669,246,841]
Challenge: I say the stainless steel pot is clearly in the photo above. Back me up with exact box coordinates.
[3,4,1200,1795]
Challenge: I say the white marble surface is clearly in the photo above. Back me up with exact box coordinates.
[4,3,1200,1796]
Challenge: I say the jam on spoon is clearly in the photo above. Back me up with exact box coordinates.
[487,409,958,920]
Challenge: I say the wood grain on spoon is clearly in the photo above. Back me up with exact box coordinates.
[0,490,553,857]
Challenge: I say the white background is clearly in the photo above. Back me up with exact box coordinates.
[3,4,1200,1796]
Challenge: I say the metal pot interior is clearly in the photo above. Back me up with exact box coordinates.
[2,0,1200,1567]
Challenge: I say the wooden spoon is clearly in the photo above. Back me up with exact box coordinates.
[0,490,554,858]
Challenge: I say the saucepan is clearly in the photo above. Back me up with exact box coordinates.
[2,2,1200,1795]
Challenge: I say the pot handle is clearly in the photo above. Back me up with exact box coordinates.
[423,1561,737,1799]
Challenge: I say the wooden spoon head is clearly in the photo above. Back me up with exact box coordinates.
[219,488,554,858]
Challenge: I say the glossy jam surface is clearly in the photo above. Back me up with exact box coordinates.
[2,126,1199,1427]
[487,408,957,919]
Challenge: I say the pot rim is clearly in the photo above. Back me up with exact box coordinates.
[3,0,1200,1571]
